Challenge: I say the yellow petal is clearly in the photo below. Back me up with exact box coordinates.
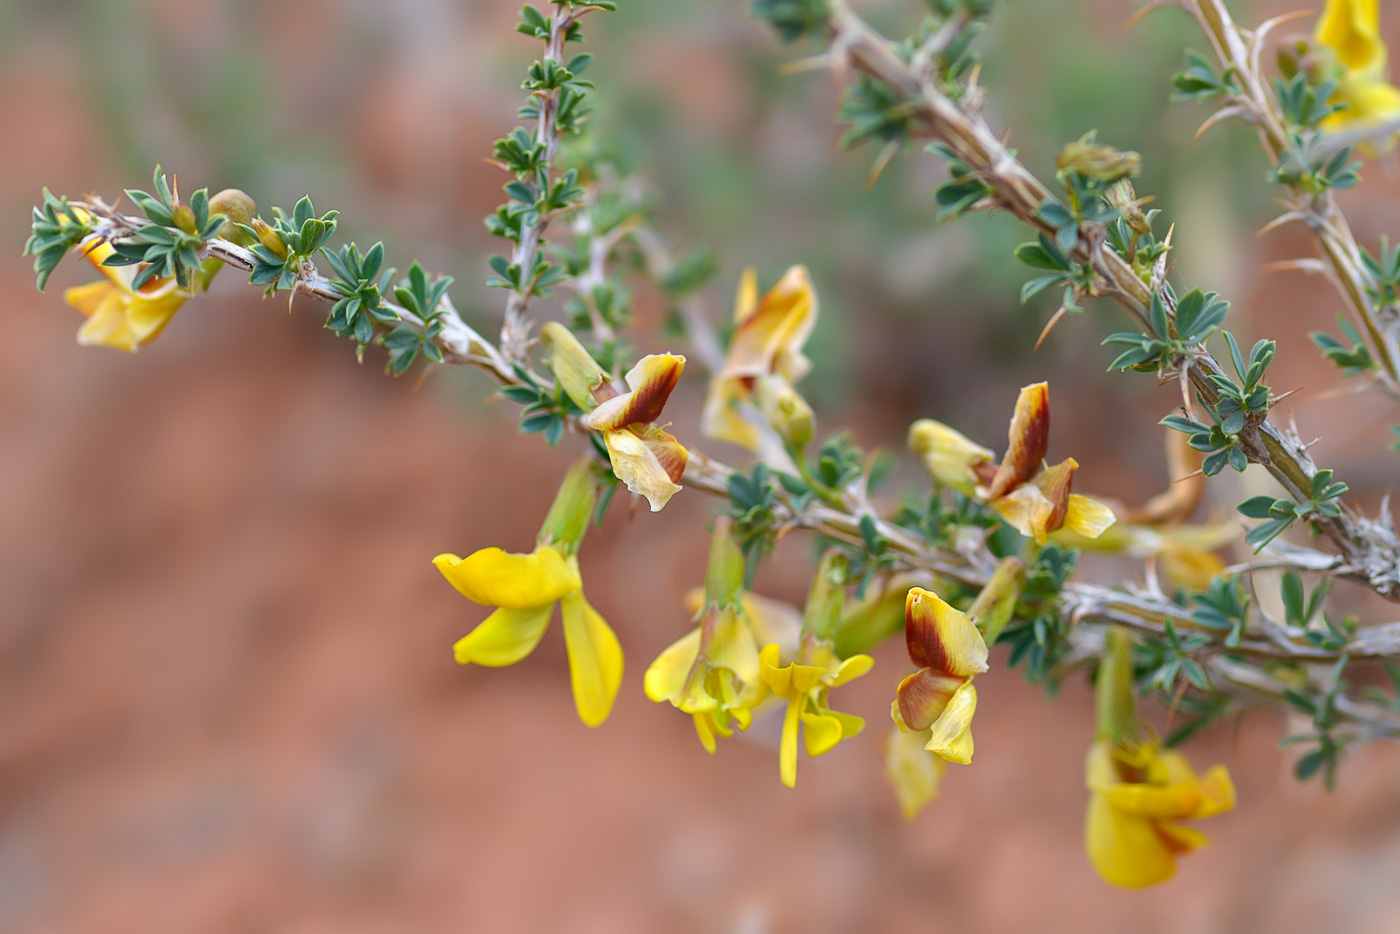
[908,419,995,495]
[1102,782,1204,821]
[119,289,188,346]
[904,588,989,677]
[992,483,1056,544]
[732,267,759,324]
[706,605,763,688]
[693,711,719,753]
[64,280,116,318]
[1064,493,1117,539]
[744,593,803,658]
[831,652,874,687]
[778,696,804,788]
[580,353,686,431]
[601,429,683,512]
[801,711,845,757]
[453,603,555,666]
[559,590,623,727]
[1316,0,1385,74]
[759,643,828,699]
[76,296,140,352]
[1086,790,1178,888]
[885,725,945,820]
[1156,822,1210,854]
[986,381,1050,499]
[433,546,580,608]
[723,265,816,384]
[924,679,977,764]
[643,627,701,703]
[77,239,132,289]
[700,374,763,450]
[896,667,966,731]
[1192,765,1236,819]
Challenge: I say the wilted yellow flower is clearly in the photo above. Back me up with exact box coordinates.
[1085,738,1236,888]
[892,588,987,764]
[543,323,688,512]
[1315,0,1400,145]
[434,458,622,727]
[759,641,872,787]
[911,383,1116,544]
[63,240,194,352]
[702,265,818,450]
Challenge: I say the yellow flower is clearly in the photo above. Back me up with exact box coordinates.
[702,266,818,450]
[434,546,621,727]
[884,723,946,820]
[433,458,622,727]
[63,240,192,352]
[647,520,797,751]
[543,324,689,512]
[645,600,768,751]
[1085,738,1236,888]
[1315,0,1400,146]
[759,641,872,788]
[911,383,1116,544]
[893,587,987,765]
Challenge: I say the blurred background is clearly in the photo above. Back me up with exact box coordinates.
[6,0,1400,930]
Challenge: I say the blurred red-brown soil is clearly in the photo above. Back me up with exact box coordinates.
[9,2,1400,932]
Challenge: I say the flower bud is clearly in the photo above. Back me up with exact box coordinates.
[540,322,609,413]
[756,374,815,448]
[908,419,994,495]
[1107,180,1151,237]
[171,201,198,235]
[1056,140,1140,184]
[252,218,289,259]
[209,189,257,245]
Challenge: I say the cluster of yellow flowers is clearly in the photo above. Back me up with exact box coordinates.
[1313,0,1400,144]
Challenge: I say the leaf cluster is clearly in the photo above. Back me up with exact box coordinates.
[24,189,95,290]
[244,196,339,291]
[103,168,226,289]
[1237,469,1348,551]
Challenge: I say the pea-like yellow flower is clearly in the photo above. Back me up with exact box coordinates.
[1315,0,1400,145]
[702,265,817,450]
[759,641,872,788]
[1085,738,1236,888]
[892,587,987,764]
[579,353,689,511]
[646,600,768,751]
[646,520,795,751]
[433,458,622,727]
[63,240,193,352]
[543,323,688,512]
[910,383,1116,544]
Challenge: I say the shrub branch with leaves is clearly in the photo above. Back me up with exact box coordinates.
[26,0,1400,890]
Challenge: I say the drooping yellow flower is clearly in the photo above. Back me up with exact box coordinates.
[759,641,872,788]
[702,266,818,450]
[909,383,1116,544]
[1315,0,1400,145]
[647,520,793,751]
[645,599,768,751]
[63,240,193,352]
[892,588,988,765]
[542,323,688,512]
[1085,738,1236,888]
[434,458,622,727]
